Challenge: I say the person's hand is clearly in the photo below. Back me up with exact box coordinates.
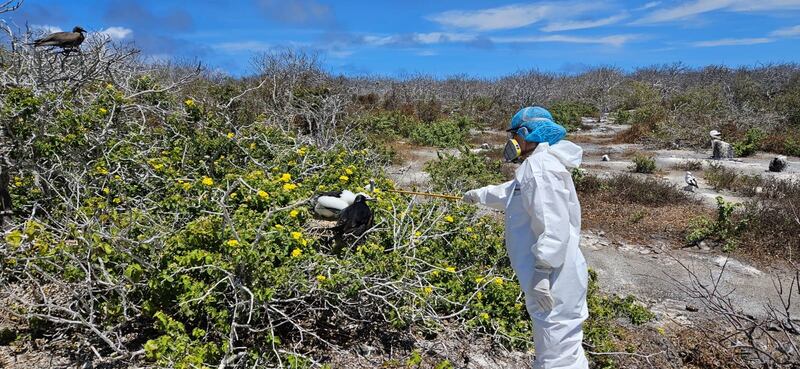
[532,268,554,312]
[462,190,480,204]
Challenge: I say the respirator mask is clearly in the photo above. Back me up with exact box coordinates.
[503,126,528,162]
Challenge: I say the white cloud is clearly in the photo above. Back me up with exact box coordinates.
[692,37,774,47]
[771,24,800,37]
[31,24,62,34]
[99,26,133,41]
[637,1,662,10]
[427,3,600,31]
[492,34,637,47]
[541,13,628,32]
[362,35,395,46]
[636,0,800,24]
[216,41,273,52]
[363,32,477,46]
[414,32,476,44]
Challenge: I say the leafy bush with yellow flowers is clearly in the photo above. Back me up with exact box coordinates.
[0,46,652,368]
[0,78,532,367]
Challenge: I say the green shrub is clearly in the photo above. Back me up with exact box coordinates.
[406,116,473,148]
[686,196,748,251]
[631,154,656,173]
[424,148,504,193]
[612,81,661,111]
[585,269,655,368]
[549,101,599,131]
[613,109,632,125]
[733,128,765,157]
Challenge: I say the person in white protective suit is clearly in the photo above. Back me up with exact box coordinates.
[463,106,589,369]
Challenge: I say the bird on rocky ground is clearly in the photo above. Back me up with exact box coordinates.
[601,154,610,162]
[311,190,372,219]
[769,156,788,172]
[685,171,699,190]
[709,130,722,140]
[31,26,87,51]
[332,194,375,251]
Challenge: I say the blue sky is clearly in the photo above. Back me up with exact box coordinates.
[3,0,800,77]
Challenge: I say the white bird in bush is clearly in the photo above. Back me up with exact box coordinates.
[312,190,372,218]
[685,172,699,190]
[709,130,722,140]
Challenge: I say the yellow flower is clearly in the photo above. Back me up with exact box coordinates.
[373,188,382,194]
[444,215,454,223]
[95,166,109,175]
[201,177,214,186]
[515,303,524,310]
[423,286,433,295]
[258,190,269,199]
[431,270,440,278]
[152,163,164,171]
[339,175,349,182]
[184,99,195,107]
[316,275,327,282]
[445,266,456,273]
[345,168,353,175]
[291,231,302,240]
[182,183,192,191]
[414,231,422,237]
[229,192,238,199]
[475,277,485,284]
[106,83,114,89]
[114,175,121,180]
[102,187,110,195]
[296,147,307,156]
[274,224,284,230]
[283,183,297,191]
[289,209,299,218]
[226,239,239,247]
[493,277,504,286]
[291,248,302,258]
[227,132,235,139]
[250,143,257,150]
[98,107,108,115]
[476,291,483,300]
[480,312,490,320]
[113,197,122,204]
[466,227,473,233]
[279,173,292,182]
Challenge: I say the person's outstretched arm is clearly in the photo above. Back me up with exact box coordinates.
[462,180,515,210]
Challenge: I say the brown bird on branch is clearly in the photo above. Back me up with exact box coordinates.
[30,26,87,50]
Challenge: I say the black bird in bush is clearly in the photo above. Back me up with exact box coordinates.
[31,26,87,50]
[331,194,374,251]
[311,189,371,219]
[0,168,11,227]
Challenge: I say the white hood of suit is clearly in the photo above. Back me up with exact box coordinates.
[540,140,583,169]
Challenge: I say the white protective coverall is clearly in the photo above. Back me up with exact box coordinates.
[469,140,589,369]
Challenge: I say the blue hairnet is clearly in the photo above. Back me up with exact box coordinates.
[509,106,566,145]
[509,106,555,131]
